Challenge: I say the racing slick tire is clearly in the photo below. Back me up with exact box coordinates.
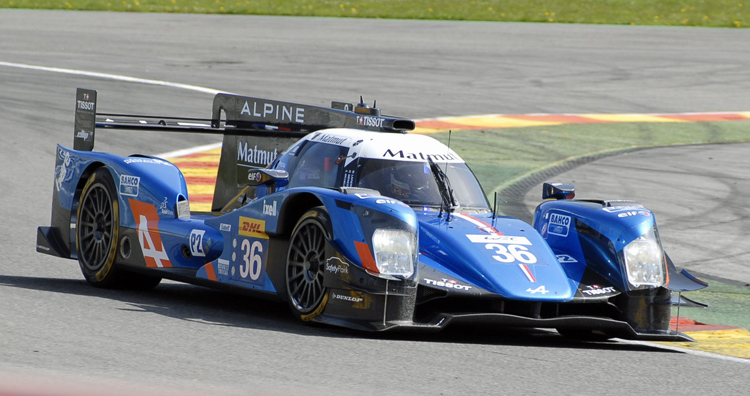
[76,168,161,290]
[285,207,332,321]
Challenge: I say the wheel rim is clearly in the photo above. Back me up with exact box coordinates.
[287,220,327,313]
[78,182,114,271]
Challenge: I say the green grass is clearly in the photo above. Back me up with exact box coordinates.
[672,280,750,331]
[1,0,747,27]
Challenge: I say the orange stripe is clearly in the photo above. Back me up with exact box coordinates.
[178,152,220,159]
[184,176,217,185]
[670,316,740,332]
[416,120,481,130]
[354,241,378,273]
[188,194,214,203]
[662,113,748,122]
[205,262,217,281]
[171,161,220,168]
[509,114,613,124]
[417,113,750,131]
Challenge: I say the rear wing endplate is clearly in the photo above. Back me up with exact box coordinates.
[74,88,97,151]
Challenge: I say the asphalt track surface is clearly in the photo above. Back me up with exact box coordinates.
[2,9,750,395]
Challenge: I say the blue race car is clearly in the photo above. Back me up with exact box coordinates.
[37,89,707,341]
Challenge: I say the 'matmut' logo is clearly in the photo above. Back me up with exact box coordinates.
[237,141,278,165]
[311,133,349,145]
[382,149,458,162]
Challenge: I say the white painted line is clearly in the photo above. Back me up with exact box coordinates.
[0,61,226,95]
[1,60,232,158]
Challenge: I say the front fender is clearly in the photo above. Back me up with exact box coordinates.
[533,199,660,292]
[318,190,419,280]
[221,187,419,280]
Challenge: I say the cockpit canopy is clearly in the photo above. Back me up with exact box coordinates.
[271,129,491,212]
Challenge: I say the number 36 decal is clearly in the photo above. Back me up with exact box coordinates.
[485,244,537,264]
[466,235,538,265]
[239,239,264,281]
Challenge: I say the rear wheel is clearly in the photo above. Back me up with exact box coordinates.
[76,168,122,287]
[285,207,331,321]
[76,168,161,290]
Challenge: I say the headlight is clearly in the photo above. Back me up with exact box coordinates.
[371,229,416,277]
[623,232,664,288]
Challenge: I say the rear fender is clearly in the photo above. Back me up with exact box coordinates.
[38,146,113,259]
[38,145,189,259]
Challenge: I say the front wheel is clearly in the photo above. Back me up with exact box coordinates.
[285,207,332,321]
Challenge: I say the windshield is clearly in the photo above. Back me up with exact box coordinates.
[356,158,490,211]
[284,141,348,189]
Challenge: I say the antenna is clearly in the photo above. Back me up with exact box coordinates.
[447,130,452,220]
[446,130,452,171]
[492,192,497,220]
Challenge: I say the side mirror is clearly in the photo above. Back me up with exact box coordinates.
[222,169,290,213]
[247,169,289,189]
[542,182,575,200]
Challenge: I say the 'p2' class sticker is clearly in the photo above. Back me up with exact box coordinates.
[190,229,206,257]
[547,213,571,237]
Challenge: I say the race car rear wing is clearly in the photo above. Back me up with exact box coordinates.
[74,88,415,150]
[73,88,415,211]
